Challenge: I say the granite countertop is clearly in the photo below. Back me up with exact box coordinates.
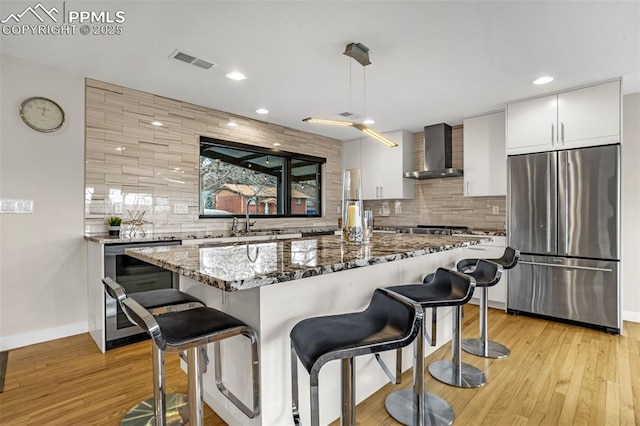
[85,226,338,244]
[125,233,491,292]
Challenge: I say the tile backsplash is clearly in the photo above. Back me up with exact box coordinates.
[364,125,507,230]
[84,79,342,234]
[84,79,504,234]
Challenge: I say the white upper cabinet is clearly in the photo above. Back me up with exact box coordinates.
[506,79,621,155]
[506,95,557,154]
[463,110,506,197]
[342,130,415,200]
[558,80,621,148]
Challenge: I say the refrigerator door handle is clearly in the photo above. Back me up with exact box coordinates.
[518,260,613,273]
[564,153,570,254]
[546,154,553,253]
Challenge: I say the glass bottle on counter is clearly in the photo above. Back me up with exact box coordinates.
[341,168,364,245]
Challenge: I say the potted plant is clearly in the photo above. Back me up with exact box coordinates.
[107,216,122,236]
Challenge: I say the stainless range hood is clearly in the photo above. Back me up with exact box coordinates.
[404,123,463,179]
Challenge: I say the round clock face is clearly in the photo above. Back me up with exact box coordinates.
[19,97,65,133]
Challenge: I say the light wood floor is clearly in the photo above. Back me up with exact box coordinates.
[1,306,638,425]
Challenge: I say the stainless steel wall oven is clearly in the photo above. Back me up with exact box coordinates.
[104,240,181,349]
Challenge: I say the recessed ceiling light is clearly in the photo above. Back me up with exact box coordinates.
[256,108,269,114]
[151,121,163,126]
[273,143,281,147]
[532,76,554,85]
[363,119,375,125]
[225,71,247,81]
[227,121,238,127]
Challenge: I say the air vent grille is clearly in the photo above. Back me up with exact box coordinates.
[338,111,360,119]
[169,49,217,70]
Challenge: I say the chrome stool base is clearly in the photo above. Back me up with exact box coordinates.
[461,338,510,359]
[428,360,486,388]
[121,393,188,426]
[385,389,454,426]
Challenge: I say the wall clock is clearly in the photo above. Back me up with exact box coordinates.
[19,97,65,133]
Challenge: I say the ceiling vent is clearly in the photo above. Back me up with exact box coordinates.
[338,111,360,119]
[169,49,217,70]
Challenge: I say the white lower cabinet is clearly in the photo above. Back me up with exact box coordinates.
[458,236,507,308]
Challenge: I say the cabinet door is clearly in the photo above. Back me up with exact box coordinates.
[377,130,406,199]
[558,80,621,148]
[359,138,380,199]
[342,139,361,170]
[463,111,506,196]
[506,94,557,155]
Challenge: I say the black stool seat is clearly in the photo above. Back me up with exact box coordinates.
[291,288,419,374]
[132,288,203,311]
[290,288,422,426]
[457,246,519,273]
[466,259,502,287]
[154,307,248,349]
[391,271,473,308]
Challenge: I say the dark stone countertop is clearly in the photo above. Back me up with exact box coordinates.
[84,226,338,244]
[125,233,490,292]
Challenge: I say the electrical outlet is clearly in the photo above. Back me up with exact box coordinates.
[174,203,189,214]
[492,206,500,215]
[114,203,123,214]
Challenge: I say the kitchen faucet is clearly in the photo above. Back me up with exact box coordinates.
[245,197,257,232]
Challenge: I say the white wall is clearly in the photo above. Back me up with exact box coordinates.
[0,55,87,350]
[622,93,640,324]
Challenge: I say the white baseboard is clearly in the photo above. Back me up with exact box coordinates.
[622,310,640,324]
[0,321,88,351]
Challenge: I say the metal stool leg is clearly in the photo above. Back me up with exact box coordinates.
[429,306,486,388]
[385,307,454,425]
[121,344,188,426]
[341,358,355,425]
[461,287,510,359]
[188,346,205,426]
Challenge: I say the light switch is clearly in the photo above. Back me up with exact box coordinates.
[0,199,34,214]
[492,206,500,215]
[114,203,123,214]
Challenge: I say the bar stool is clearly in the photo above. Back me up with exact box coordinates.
[384,268,475,425]
[456,246,520,274]
[459,260,506,358]
[103,277,204,425]
[117,287,260,426]
[456,247,520,359]
[290,288,423,426]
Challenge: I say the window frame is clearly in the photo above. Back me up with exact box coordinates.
[199,136,326,219]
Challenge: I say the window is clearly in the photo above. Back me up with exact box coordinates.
[199,137,325,218]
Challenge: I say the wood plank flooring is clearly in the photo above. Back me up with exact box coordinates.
[0,306,638,425]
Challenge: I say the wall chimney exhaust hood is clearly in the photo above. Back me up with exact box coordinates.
[404,123,463,179]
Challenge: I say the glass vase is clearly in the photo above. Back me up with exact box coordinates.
[342,168,364,245]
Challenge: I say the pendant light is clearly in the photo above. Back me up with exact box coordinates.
[303,42,397,148]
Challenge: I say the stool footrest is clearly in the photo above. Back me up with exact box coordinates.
[385,388,454,426]
[461,338,510,359]
[428,360,486,388]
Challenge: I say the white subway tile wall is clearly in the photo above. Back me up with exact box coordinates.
[364,126,507,230]
[84,79,342,234]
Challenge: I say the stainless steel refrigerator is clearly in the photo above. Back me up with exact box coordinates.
[507,144,620,333]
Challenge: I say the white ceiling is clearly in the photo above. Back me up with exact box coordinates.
[1,1,639,141]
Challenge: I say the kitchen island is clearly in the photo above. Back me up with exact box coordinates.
[127,233,489,425]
